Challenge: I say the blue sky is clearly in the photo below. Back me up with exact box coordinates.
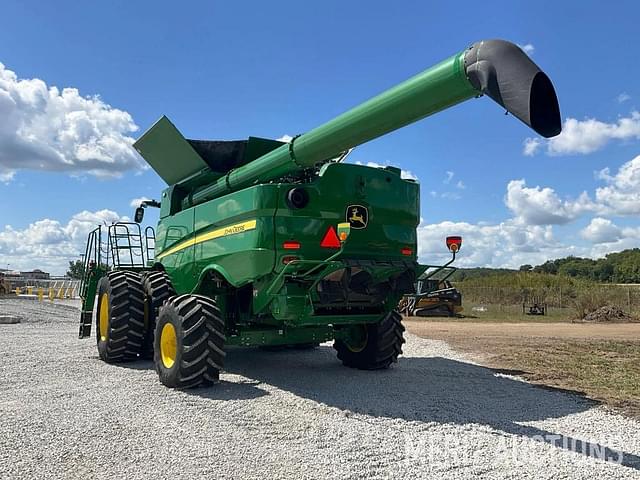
[1,1,639,274]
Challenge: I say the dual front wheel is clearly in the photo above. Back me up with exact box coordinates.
[96,271,225,388]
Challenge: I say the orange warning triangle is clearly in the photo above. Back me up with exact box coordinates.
[320,226,341,248]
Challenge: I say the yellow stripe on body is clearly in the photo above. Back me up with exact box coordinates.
[156,219,257,259]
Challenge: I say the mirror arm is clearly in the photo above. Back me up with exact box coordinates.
[141,200,161,209]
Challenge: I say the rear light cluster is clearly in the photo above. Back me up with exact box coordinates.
[401,247,413,256]
[446,235,462,253]
[282,241,301,264]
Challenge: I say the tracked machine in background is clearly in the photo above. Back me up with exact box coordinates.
[78,40,561,388]
[399,236,463,317]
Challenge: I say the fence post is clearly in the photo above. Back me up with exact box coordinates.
[559,286,562,309]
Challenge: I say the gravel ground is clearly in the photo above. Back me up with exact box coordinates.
[1,298,639,479]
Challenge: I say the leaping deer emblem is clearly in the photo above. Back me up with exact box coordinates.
[349,207,366,227]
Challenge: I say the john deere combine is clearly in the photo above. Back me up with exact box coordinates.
[78,39,561,388]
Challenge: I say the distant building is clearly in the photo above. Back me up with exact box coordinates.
[19,269,50,280]
[0,269,50,281]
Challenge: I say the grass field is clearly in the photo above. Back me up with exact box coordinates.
[406,318,640,418]
[457,303,574,322]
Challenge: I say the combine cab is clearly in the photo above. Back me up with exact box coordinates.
[78,39,561,388]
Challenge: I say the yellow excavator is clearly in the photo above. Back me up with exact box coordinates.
[0,276,12,296]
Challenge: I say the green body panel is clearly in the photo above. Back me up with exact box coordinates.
[155,162,419,308]
[154,207,196,293]
[273,163,418,265]
[193,184,279,288]
[134,116,210,185]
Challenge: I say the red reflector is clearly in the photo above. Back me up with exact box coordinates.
[283,241,301,250]
[320,226,341,248]
[401,248,413,256]
[282,255,298,264]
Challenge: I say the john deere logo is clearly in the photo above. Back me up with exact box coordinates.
[346,205,368,229]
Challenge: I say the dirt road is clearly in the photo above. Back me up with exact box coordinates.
[405,320,640,340]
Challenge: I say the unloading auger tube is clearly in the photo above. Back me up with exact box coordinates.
[185,39,561,208]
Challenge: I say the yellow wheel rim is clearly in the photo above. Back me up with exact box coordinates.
[160,323,177,369]
[346,325,368,353]
[99,293,109,342]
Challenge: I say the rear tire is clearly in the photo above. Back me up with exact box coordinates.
[141,271,176,359]
[154,294,225,388]
[95,271,145,363]
[334,311,405,370]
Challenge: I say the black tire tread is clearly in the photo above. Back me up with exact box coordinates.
[97,270,145,363]
[141,271,176,358]
[334,311,405,370]
[155,294,225,388]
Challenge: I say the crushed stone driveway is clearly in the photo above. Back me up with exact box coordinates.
[1,298,639,479]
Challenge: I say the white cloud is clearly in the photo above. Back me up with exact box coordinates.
[440,191,461,200]
[0,170,15,183]
[418,216,640,268]
[518,43,535,55]
[579,217,640,258]
[455,180,465,190]
[594,154,640,215]
[524,112,640,156]
[508,154,640,222]
[0,209,126,275]
[130,196,152,208]
[523,137,541,156]
[444,170,454,184]
[355,161,417,181]
[416,220,578,269]
[505,179,593,225]
[276,134,293,143]
[580,218,622,244]
[617,92,631,103]
[0,62,145,181]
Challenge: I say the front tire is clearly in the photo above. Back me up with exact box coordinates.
[154,294,225,388]
[334,311,405,370]
[95,271,145,363]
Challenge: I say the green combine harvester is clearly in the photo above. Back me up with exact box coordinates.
[78,39,561,388]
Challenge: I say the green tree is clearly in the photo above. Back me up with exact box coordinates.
[66,260,85,280]
[533,260,559,274]
[519,264,533,272]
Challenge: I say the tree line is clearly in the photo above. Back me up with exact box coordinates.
[451,248,640,284]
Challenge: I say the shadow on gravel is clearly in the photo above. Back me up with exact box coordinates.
[108,359,154,370]
[112,358,268,401]
[222,346,640,471]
